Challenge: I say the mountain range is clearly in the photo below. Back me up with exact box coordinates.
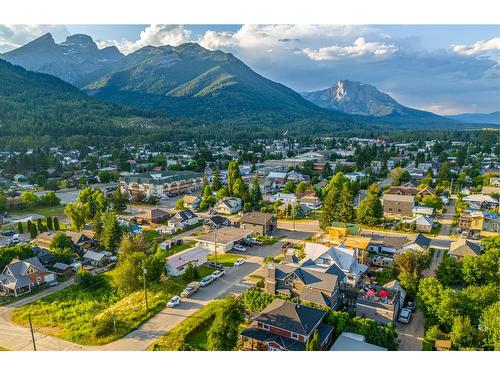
[444,111,500,125]
[302,80,449,123]
[0,32,492,130]
[1,33,123,86]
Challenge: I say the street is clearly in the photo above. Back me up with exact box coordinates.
[0,230,306,351]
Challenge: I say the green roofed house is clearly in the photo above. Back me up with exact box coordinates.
[119,171,204,197]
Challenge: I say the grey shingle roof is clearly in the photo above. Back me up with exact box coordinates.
[256,299,327,336]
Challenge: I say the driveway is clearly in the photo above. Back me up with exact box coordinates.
[396,310,425,351]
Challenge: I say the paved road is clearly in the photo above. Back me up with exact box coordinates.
[438,198,456,237]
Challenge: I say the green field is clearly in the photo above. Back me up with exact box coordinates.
[159,241,196,259]
[11,272,188,345]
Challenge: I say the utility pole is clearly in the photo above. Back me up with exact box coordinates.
[214,231,218,268]
[143,266,149,312]
[28,314,36,351]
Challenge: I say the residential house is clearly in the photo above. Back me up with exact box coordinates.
[330,332,388,351]
[133,207,170,224]
[167,210,200,231]
[240,299,333,351]
[196,227,252,253]
[411,215,434,233]
[0,257,55,297]
[302,242,368,286]
[183,195,201,210]
[298,194,322,210]
[203,215,232,232]
[356,284,401,325]
[311,227,371,265]
[462,194,498,210]
[448,240,482,260]
[82,250,109,267]
[266,258,341,308]
[214,197,242,215]
[240,212,277,235]
[165,247,209,276]
[367,235,410,254]
[396,233,432,254]
[383,194,415,218]
[412,206,434,217]
[36,231,95,252]
[270,192,297,204]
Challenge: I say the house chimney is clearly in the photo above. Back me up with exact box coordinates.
[266,263,276,294]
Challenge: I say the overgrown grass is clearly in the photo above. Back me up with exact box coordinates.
[11,273,186,345]
[149,300,224,351]
[375,268,396,285]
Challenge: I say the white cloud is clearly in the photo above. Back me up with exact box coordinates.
[0,24,69,52]
[98,24,191,54]
[303,37,398,61]
[452,37,500,56]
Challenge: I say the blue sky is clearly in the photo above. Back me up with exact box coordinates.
[1,24,499,114]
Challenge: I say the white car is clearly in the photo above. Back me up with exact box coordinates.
[234,258,245,267]
[211,269,225,279]
[398,308,412,324]
[233,244,247,252]
[167,295,181,308]
[199,276,214,287]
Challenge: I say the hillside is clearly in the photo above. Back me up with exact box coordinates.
[0,58,152,142]
[1,33,123,86]
[85,43,354,124]
[302,80,451,123]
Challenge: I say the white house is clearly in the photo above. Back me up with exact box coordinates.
[214,197,242,215]
[167,210,200,230]
[165,247,209,276]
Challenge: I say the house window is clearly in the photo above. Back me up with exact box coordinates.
[291,332,299,340]
[262,324,270,331]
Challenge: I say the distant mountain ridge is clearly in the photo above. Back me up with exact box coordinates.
[1,33,124,86]
[302,80,450,123]
[84,42,352,124]
[444,111,500,125]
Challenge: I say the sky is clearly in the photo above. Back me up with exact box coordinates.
[0,24,499,115]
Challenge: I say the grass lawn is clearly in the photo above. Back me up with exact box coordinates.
[9,205,66,218]
[149,299,224,351]
[207,253,242,267]
[11,272,186,346]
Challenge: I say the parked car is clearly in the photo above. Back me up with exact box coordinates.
[248,237,263,246]
[167,295,181,308]
[281,241,292,250]
[49,281,60,287]
[461,231,469,239]
[211,269,225,279]
[233,244,247,252]
[398,308,412,324]
[180,281,200,298]
[200,276,214,287]
[1,230,15,237]
[234,258,245,267]
[206,261,224,270]
[405,301,416,312]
